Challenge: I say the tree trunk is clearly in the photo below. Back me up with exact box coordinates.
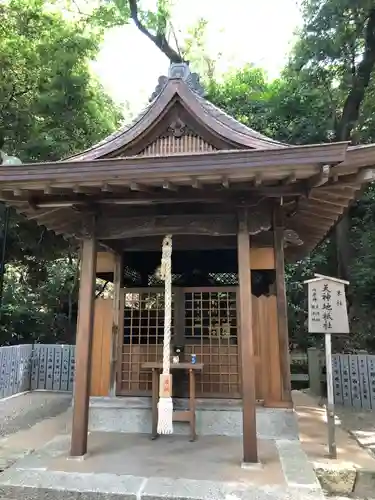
[334,8,375,280]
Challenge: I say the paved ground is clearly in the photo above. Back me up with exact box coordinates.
[0,432,325,500]
[334,404,375,459]
[0,391,71,438]
[293,391,375,499]
[0,391,374,498]
[0,391,72,476]
[0,393,325,500]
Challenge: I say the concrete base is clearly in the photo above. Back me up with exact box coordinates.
[89,397,299,440]
[0,431,324,500]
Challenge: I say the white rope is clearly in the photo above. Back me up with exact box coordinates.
[159,235,172,375]
[157,234,173,434]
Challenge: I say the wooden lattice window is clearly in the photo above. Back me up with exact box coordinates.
[183,288,239,397]
[119,289,174,394]
[119,287,240,398]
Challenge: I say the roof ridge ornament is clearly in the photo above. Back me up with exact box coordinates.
[150,62,205,102]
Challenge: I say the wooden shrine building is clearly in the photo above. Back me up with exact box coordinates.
[1,63,375,463]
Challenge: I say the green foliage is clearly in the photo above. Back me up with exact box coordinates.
[2,0,375,354]
[205,0,375,352]
[0,0,121,344]
[1,257,79,345]
[0,0,122,161]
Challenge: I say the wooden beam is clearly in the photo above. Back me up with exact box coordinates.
[308,164,330,188]
[309,194,349,207]
[191,178,202,189]
[70,232,97,457]
[282,173,297,185]
[101,183,112,192]
[296,210,336,221]
[162,181,178,191]
[27,208,63,222]
[28,187,262,207]
[254,174,262,186]
[291,215,334,230]
[121,235,238,251]
[316,187,354,199]
[130,182,149,192]
[92,212,272,240]
[13,188,23,197]
[237,208,258,464]
[273,205,292,406]
[221,176,230,188]
[298,201,344,216]
[289,224,323,237]
[111,253,123,396]
[0,141,348,184]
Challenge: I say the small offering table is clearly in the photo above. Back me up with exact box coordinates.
[141,362,204,442]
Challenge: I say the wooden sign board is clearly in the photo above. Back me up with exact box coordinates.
[304,274,349,335]
[303,273,350,459]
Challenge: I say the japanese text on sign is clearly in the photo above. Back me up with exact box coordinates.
[306,278,349,334]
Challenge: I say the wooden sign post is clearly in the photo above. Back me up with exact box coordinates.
[304,274,350,459]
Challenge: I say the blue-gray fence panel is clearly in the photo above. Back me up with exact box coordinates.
[358,355,371,409]
[349,355,362,408]
[29,345,75,392]
[68,345,75,392]
[332,354,343,404]
[368,355,375,409]
[3,344,375,410]
[339,354,352,406]
[0,345,33,398]
[60,345,71,391]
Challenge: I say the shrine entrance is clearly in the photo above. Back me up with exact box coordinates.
[117,245,277,400]
[120,285,240,398]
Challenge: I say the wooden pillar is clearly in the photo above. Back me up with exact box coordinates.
[273,204,292,406]
[110,253,123,396]
[237,208,258,464]
[70,234,97,457]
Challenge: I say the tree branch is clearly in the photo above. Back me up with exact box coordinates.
[96,280,109,298]
[128,0,183,63]
[336,8,375,141]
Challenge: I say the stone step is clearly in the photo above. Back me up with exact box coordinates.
[0,468,325,500]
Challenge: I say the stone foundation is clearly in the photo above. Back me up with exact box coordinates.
[88,397,299,440]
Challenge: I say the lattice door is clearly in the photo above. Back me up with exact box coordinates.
[183,287,240,398]
[118,286,239,398]
[119,288,174,395]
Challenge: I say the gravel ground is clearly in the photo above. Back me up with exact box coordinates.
[323,403,375,499]
[0,391,71,438]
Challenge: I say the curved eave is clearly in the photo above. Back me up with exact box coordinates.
[0,143,349,185]
[286,182,365,261]
[285,144,375,260]
[66,79,287,162]
[1,142,374,259]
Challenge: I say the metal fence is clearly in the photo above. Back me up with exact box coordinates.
[30,344,75,392]
[332,353,375,409]
[0,344,33,398]
[301,348,375,410]
[1,344,375,409]
[0,344,75,398]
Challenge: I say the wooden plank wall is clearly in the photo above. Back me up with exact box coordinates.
[252,295,280,403]
[250,247,275,270]
[90,298,113,396]
[96,252,115,274]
